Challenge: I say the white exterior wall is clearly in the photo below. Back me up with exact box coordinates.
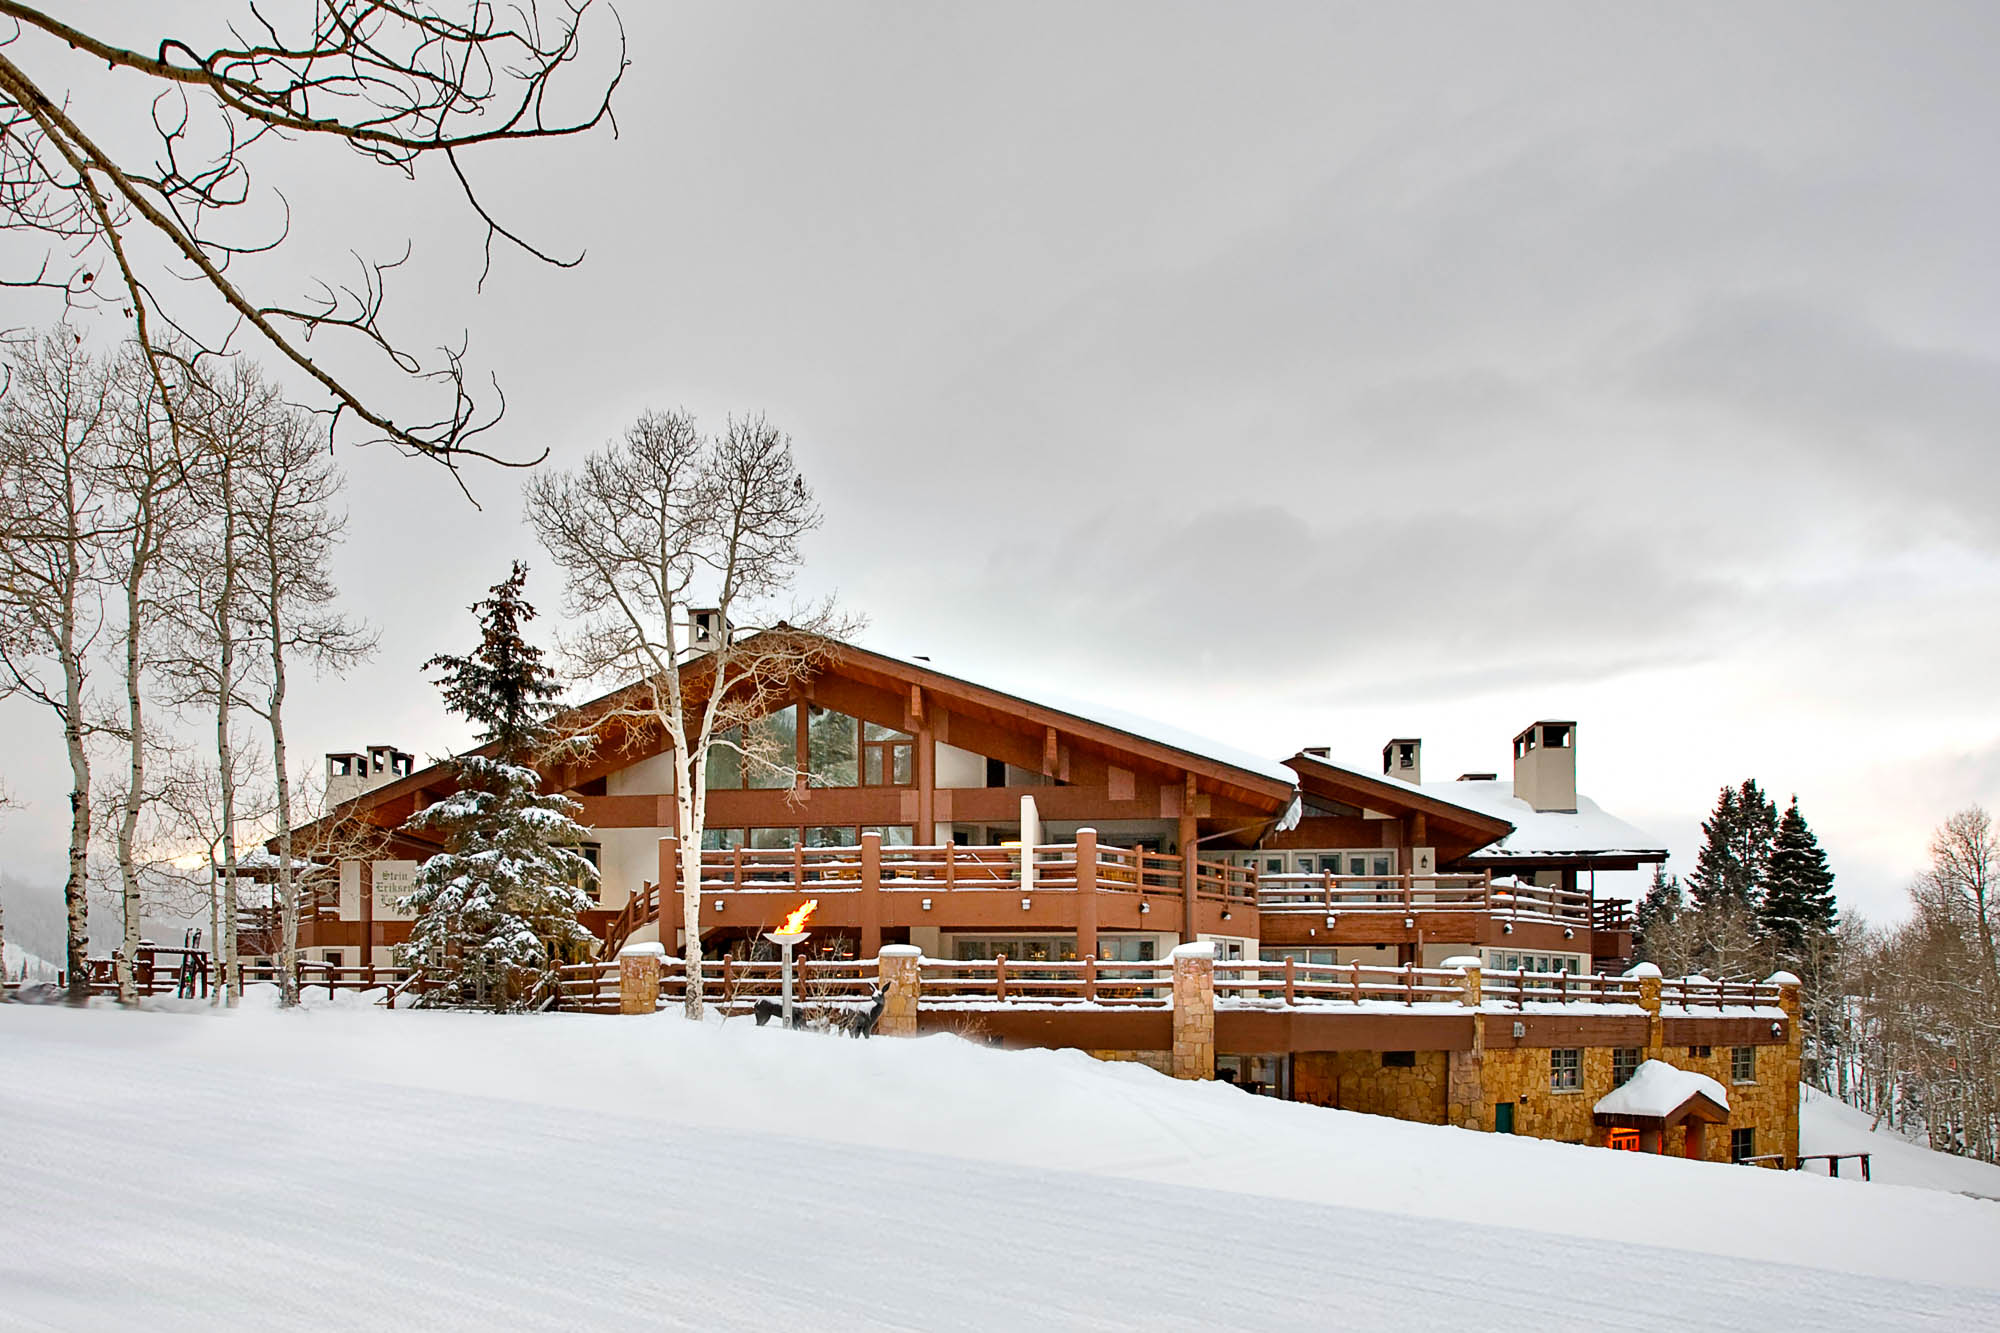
[373,861,417,920]
[590,828,667,912]
[935,742,986,790]
[607,752,679,796]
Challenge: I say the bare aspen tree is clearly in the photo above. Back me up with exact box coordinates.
[0,329,116,1000]
[100,346,196,1003]
[525,410,852,1018]
[157,363,275,1002]
[0,3,625,469]
[238,401,374,1007]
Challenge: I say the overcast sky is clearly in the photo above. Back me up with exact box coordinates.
[4,2,1998,927]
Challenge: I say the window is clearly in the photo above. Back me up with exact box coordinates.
[985,756,1007,788]
[1689,1044,1712,1059]
[862,722,914,786]
[745,706,797,789]
[1731,1128,1756,1163]
[748,827,797,850]
[953,937,1077,962]
[1550,1048,1582,1092]
[572,841,603,904]
[1731,1046,1756,1084]
[807,706,859,787]
[701,827,744,851]
[702,737,743,790]
[864,825,915,846]
[1098,937,1157,963]
[1612,1047,1640,1086]
[1381,1050,1416,1069]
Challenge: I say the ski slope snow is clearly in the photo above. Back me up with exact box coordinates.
[4,994,1997,1331]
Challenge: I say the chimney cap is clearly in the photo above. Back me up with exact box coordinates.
[1302,745,1331,759]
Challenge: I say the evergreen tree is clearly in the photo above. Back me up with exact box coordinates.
[1687,779,1778,912]
[1760,795,1838,960]
[398,564,593,1010]
[1635,864,1683,952]
[422,561,561,761]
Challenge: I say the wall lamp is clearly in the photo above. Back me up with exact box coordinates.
[1139,902,1151,914]
[1403,917,1415,929]
[921,897,933,911]
[1502,922,1514,935]
[1562,927,1575,940]
[1325,914,1338,928]
[1021,897,1032,911]
[713,899,725,912]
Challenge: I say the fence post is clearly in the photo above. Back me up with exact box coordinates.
[618,943,664,1014]
[877,944,921,1037]
[1170,941,1215,1080]
[1769,968,1804,1168]
[860,831,883,957]
[1075,827,1099,960]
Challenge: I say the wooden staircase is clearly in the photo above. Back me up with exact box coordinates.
[599,880,659,959]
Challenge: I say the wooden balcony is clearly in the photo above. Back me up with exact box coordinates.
[1254,871,1602,953]
[602,832,1261,957]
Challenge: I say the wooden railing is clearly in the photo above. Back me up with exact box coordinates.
[1659,976,1784,1010]
[83,945,211,998]
[594,840,1253,957]
[918,955,1174,1006]
[1592,899,1636,934]
[1214,960,1466,1006]
[237,959,416,997]
[1254,871,1596,927]
[1479,969,1642,1008]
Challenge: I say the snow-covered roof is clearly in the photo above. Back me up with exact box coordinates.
[1594,1060,1729,1120]
[1416,779,1665,860]
[865,645,1298,787]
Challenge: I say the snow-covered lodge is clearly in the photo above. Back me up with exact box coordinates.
[289,636,1801,1166]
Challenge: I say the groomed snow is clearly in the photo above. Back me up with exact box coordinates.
[5,995,1999,1330]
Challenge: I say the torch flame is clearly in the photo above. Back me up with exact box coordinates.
[778,899,818,934]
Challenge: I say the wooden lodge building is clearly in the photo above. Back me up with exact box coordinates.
[286,636,1802,1166]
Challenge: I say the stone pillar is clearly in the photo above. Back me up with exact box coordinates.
[1170,941,1215,1080]
[1443,955,1485,1129]
[618,942,664,1014]
[1770,969,1805,1167]
[1629,961,1664,1058]
[877,944,921,1037]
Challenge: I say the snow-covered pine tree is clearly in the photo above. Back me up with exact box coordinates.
[1686,779,1778,913]
[1634,864,1682,952]
[1759,796,1837,961]
[398,563,594,1011]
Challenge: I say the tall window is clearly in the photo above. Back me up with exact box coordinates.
[807,705,858,786]
[745,706,797,789]
[1550,1048,1581,1092]
[1731,1128,1756,1163]
[1731,1046,1756,1084]
[862,721,914,786]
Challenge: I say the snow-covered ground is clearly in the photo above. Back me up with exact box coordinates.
[2,938,57,984]
[1801,1085,2000,1199]
[5,995,1998,1331]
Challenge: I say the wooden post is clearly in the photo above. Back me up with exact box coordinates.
[1177,811,1199,944]
[658,835,680,951]
[944,841,956,891]
[1283,955,1296,1007]
[360,858,376,981]
[1075,827,1099,961]
[1084,955,1098,1004]
[860,831,883,958]
[994,953,1008,1003]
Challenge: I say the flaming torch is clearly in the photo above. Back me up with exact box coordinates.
[763,899,818,1028]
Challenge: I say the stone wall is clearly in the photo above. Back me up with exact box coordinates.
[1477,1045,1614,1142]
[1087,1049,1175,1076]
[1293,1050,1449,1124]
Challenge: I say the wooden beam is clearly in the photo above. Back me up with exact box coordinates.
[1043,726,1059,777]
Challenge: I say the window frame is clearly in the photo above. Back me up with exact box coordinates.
[1731,1045,1756,1084]
[1550,1047,1582,1092]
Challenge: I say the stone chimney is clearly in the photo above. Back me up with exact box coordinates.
[1511,721,1577,813]
[1382,738,1421,785]
[326,744,414,807]
[687,607,730,656]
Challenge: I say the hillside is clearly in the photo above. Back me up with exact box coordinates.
[4,995,1997,1331]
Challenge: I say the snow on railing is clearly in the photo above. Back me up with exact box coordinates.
[1214,960,1466,1007]
[1658,976,1784,1010]
[1477,969,1642,1008]
[918,955,1173,1007]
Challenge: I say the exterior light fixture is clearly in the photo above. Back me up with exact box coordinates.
[1403,917,1415,929]
[1502,922,1513,935]
[1771,1021,1783,1037]
[713,899,725,912]
[1325,914,1338,928]
[1139,902,1151,914]
[1563,927,1575,940]
[1221,910,1232,921]
[1021,897,1032,911]
[921,897,932,911]
[1513,1022,1526,1038]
